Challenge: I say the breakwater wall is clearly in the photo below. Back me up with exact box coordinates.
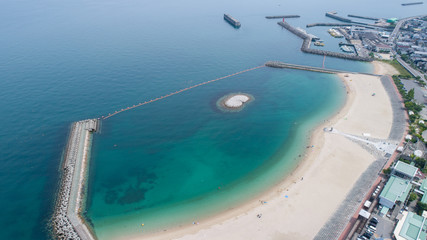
[265,61,346,74]
[266,15,300,19]
[402,2,423,6]
[265,61,381,77]
[325,12,353,23]
[306,23,353,28]
[347,14,379,21]
[52,119,98,240]
[277,21,372,62]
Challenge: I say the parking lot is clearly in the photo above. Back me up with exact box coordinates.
[355,211,395,240]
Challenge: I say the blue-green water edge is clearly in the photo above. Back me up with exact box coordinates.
[0,0,425,239]
[88,69,346,239]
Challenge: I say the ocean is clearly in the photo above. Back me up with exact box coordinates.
[0,0,425,239]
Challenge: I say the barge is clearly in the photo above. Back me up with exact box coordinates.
[224,14,241,28]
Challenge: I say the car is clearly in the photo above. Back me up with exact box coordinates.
[362,233,371,239]
[370,217,379,224]
[368,225,376,232]
[369,222,377,227]
[364,230,373,237]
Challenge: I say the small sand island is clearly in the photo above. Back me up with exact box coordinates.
[217,93,254,112]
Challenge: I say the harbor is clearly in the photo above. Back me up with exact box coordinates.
[277,21,372,61]
[52,119,99,240]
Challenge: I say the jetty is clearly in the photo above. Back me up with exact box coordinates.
[325,11,353,23]
[347,14,379,21]
[401,2,423,6]
[307,23,353,28]
[265,61,381,76]
[224,14,241,28]
[265,15,300,19]
[265,61,346,74]
[52,119,99,240]
[277,21,372,62]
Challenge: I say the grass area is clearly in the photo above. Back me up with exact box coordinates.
[381,59,412,78]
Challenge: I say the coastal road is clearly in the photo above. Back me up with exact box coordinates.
[396,56,426,81]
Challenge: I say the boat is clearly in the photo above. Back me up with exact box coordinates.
[314,42,325,46]
[340,45,354,53]
[224,14,241,28]
[327,28,343,38]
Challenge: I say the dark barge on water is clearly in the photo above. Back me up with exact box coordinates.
[224,14,241,28]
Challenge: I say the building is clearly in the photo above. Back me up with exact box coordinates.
[419,180,427,204]
[393,211,427,240]
[393,161,419,181]
[379,175,412,209]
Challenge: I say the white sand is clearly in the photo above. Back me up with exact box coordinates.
[121,64,399,240]
[373,60,399,76]
[224,94,250,108]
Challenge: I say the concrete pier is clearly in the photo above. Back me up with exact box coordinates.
[277,21,372,62]
[265,61,381,76]
[52,119,98,240]
[325,12,353,23]
[347,14,379,21]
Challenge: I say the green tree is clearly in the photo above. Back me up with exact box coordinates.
[417,202,427,215]
[415,158,426,169]
[383,168,392,175]
[409,192,418,202]
[407,88,415,101]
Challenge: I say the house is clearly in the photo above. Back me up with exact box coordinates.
[393,161,419,181]
[393,211,427,240]
[379,175,412,209]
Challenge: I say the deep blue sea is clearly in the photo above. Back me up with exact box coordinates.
[0,0,425,239]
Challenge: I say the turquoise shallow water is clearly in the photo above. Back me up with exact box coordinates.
[0,0,425,239]
[88,68,346,239]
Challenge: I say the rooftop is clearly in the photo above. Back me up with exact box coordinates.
[394,161,419,178]
[380,175,412,203]
[394,211,427,240]
[421,180,427,204]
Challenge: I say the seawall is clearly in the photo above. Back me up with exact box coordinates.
[266,15,300,19]
[52,119,98,240]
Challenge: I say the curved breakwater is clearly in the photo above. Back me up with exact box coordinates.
[277,21,373,62]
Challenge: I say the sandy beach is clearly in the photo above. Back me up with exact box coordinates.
[121,61,400,240]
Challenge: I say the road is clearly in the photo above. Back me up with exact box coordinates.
[396,56,426,81]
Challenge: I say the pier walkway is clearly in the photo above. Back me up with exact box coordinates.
[265,61,380,76]
[53,119,98,240]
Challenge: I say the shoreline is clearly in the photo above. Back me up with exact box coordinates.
[115,60,400,240]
